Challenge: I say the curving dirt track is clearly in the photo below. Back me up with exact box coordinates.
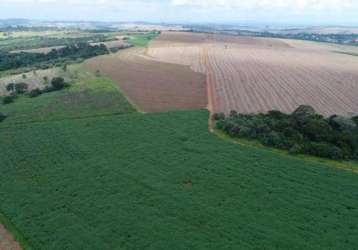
[148,32,358,117]
[85,48,207,112]
[0,225,21,250]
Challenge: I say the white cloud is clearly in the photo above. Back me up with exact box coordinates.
[170,0,356,11]
[0,0,357,24]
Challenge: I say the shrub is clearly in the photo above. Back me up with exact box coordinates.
[6,83,15,93]
[262,131,290,149]
[353,116,358,126]
[329,115,357,131]
[292,105,316,125]
[304,142,343,160]
[29,89,42,98]
[213,113,225,121]
[289,144,303,155]
[51,77,66,91]
[0,112,6,122]
[3,95,16,104]
[14,82,29,94]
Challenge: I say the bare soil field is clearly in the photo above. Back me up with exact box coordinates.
[148,32,358,116]
[85,48,207,112]
[0,224,21,250]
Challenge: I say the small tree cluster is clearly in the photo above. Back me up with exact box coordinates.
[214,105,358,160]
[0,112,6,122]
[3,77,68,104]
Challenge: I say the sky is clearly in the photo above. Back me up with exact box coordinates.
[1,0,358,26]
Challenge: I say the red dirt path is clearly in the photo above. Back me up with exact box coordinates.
[0,225,21,250]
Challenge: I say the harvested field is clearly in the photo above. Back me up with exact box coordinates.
[0,224,21,250]
[148,32,358,117]
[85,48,207,112]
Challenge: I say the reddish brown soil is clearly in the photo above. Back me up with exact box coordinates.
[148,32,358,117]
[0,225,21,250]
[85,48,207,112]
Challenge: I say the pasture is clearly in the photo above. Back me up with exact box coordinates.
[0,65,135,124]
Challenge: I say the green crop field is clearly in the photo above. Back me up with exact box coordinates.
[0,83,358,250]
[127,32,159,47]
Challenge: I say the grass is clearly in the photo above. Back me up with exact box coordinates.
[0,67,135,124]
[127,32,159,47]
[0,108,358,249]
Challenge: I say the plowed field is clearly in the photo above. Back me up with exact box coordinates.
[85,48,207,112]
[148,32,358,116]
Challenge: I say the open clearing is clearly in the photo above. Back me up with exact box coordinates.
[85,48,207,112]
[148,32,358,116]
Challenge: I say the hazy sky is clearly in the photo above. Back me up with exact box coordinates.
[1,0,358,25]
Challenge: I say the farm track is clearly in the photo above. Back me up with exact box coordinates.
[148,32,358,117]
[0,225,21,250]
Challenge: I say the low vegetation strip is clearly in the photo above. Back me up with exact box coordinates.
[0,110,358,249]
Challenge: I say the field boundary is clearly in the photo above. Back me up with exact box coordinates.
[0,210,30,249]
[203,45,215,132]
[213,128,358,173]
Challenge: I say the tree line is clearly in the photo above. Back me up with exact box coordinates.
[214,105,358,160]
[0,43,109,72]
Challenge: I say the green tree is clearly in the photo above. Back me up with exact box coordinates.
[51,77,66,90]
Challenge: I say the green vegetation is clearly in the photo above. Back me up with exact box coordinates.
[0,108,358,249]
[127,32,159,47]
[0,33,113,52]
[0,43,109,73]
[0,68,134,124]
[214,105,358,160]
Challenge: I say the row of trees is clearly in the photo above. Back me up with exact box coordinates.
[3,77,68,104]
[0,43,109,72]
[214,105,358,160]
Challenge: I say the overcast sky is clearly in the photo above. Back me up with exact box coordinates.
[1,0,358,25]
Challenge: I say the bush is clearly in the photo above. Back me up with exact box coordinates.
[29,88,42,98]
[213,113,225,121]
[329,115,357,131]
[14,82,29,94]
[353,116,358,126]
[2,95,16,104]
[304,142,343,160]
[51,77,66,91]
[5,83,15,93]
[292,105,316,125]
[0,112,6,122]
[289,144,303,155]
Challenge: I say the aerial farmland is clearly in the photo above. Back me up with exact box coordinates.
[0,15,358,250]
